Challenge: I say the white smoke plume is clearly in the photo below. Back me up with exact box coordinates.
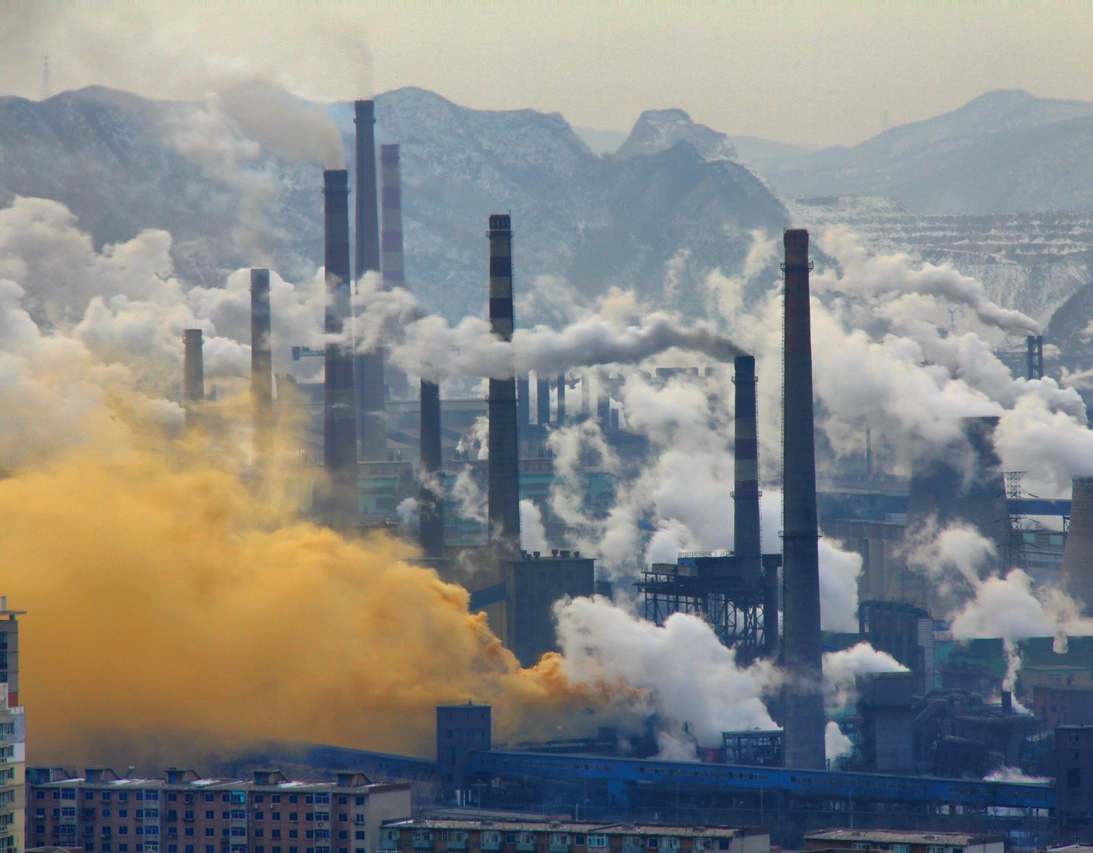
[819,539,863,632]
[826,721,853,764]
[822,642,909,713]
[520,500,549,554]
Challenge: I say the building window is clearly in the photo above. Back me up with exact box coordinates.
[355,833,365,841]
[186,830,194,838]
[272,814,281,822]
[273,832,282,840]
[168,794,178,803]
[120,794,129,803]
[205,796,214,803]
[255,796,265,804]
[290,814,299,823]
[185,847,194,853]
[103,845,112,853]
[63,790,77,800]
[289,797,299,805]
[272,796,281,805]
[205,830,214,838]
[86,792,97,801]
[588,837,608,849]
[119,846,128,853]
[290,831,299,840]
[103,793,112,802]
[119,810,129,819]
[338,833,347,841]
[256,831,265,840]
[354,798,365,808]
[337,798,347,807]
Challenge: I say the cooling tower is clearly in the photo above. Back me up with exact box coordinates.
[323,169,357,525]
[1062,477,1093,613]
[354,100,387,461]
[487,214,521,559]
[419,379,445,559]
[183,328,204,429]
[780,229,826,770]
[537,375,551,425]
[250,268,273,466]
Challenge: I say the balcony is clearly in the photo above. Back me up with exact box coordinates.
[448,841,467,851]
[549,846,570,853]
[480,843,500,852]
[412,842,434,850]
[516,844,536,852]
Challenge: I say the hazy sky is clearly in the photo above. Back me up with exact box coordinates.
[3,2,1093,147]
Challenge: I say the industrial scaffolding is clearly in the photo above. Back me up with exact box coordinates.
[635,552,780,664]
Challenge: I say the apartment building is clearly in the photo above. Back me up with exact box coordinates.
[0,599,25,853]
[25,768,410,853]
[377,819,769,853]
[803,830,1004,853]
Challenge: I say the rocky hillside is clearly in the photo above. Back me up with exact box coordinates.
[0,85,789,323]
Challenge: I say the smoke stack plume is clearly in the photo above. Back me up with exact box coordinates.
[487,214,521,559]
[354,100,387,461]
[250,268,273,467]
[536,375,550,425]
[780,229,826,769]
[1063,477,1093,613]
[419,379,444,559]
[323,169,357,525]
[182,328,204,429]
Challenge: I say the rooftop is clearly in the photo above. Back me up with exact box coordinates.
[385,819,747,837]
[805,830,1002,846]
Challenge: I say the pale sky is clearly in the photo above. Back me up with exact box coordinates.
[2,2,1092,147]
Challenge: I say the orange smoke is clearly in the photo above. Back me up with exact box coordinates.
[0,430,624,769]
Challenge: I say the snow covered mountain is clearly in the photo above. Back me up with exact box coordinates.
[0,85,789,324]
[766,90,1093,215]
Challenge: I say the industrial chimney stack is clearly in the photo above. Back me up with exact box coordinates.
[1063,477,1093,613]
[487,214,521,559]
[250,268,273,468]
[419,378,445,559]
[354,100,387,461]
[323,169,356,525]
[183,328,204,429]
[780,229,826,769]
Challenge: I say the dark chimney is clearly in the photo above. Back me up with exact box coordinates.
[517,375,531,429]
[487,214,521,558]
[183,328,204,429]
[556,373,566,424]
[536,374,551,425]
[250,269,273,466]
[1063,477,1093,613]
[419,379,444,559]
[354,100,387,461]
[780,229,825,769]
[323,169,357,525]
[1027,334,1044,380]
[380,143,409,400]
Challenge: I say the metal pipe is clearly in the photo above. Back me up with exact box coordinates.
[780,228,825,770]
[487,214,521,559]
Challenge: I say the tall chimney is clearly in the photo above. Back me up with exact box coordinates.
[487,214,521,558]
[556,373,566,424]
[536,374,551,425]
[1062,477,1093,613]
[780,229,826,769]
[354,100,387,461]
[251,268,273,466]
[517,375,531,429]
[380,143,410,399]
[419,378,444,559]
[734,354,772,651]
[183,328,204,429]
[323,169,357,525]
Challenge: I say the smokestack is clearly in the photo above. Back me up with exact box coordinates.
[733,355,770,648]
[419,379,444,559]
[323,169,357,525]
[380,143,410,400]
[517,375,531,429]
[1027,334,1045,380]
[1062,477,1093,613]
[780,228,825,770]
[183,328,204,429]
[354,100,388,461]
[536,375,551,425]
[487,214,521,559]
[250,269,273,467]
[556,373,566,424]
[380,144,404,289]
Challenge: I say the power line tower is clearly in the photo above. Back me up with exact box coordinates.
[1004,471,1028,571]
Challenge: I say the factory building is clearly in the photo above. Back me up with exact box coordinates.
[25,768,410,853]
[0,599,25,853]
[377,820,769,853]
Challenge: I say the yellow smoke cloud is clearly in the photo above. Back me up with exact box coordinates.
[1,413,622,769]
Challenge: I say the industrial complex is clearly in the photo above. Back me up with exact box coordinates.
[14,94,1093,853]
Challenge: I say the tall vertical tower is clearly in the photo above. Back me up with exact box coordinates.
[380,143,410,399]
[487,215,521,559]
[419,378,445,559]
[250,269,274,469]
[0,598,26,853]
[182,329,204,430]
[323,169,357,526]
[354,100,388,461]
[780,229,826,769]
